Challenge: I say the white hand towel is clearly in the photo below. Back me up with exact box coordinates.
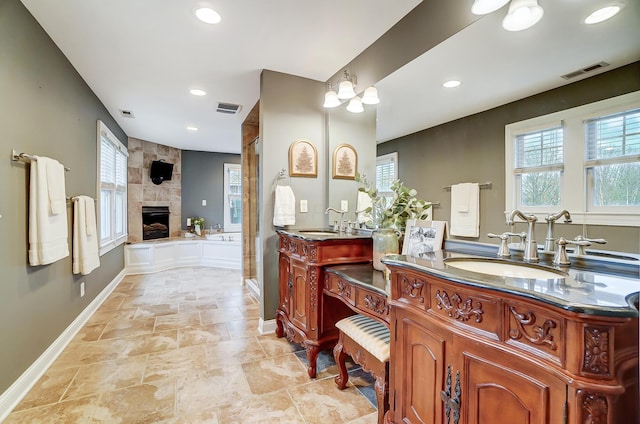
[356,191,373,225]
[46,158,66,215]
[273,185,296,227]
[29,156,69,265]
[73,196,100,275]
[450,183,480,237]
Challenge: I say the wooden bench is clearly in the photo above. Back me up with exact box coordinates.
[333,314,390,424]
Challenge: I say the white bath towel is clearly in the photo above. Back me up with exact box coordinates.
[356,191,373,225]
[29,156,70,266]
[273,185,296,227]
[72,196,100,275]
[450,183,480,237]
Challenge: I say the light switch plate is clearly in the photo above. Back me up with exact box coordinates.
[300,199,308,213]
[202,199,207,206]
[341,200,348,212]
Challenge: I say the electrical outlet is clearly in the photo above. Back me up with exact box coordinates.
[341,200,348,212]
[80,282,85,297]
[300,199,308,213]
[202,199,207,206]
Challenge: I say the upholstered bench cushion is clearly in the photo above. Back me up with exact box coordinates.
[336,314,390,363]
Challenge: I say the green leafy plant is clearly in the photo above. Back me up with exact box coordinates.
[356,172,432,233]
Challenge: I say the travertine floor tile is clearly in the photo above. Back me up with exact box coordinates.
[217,390,304,423]
[144,345,208,382]
[175,365,252,415]
[205,337,267,368]
[93,379,175,423]
[242,353,311,395]
[288,377,376,424]
[12,367,78,411]
[62,356,147,401]
[178,323,230,347]
[5,267,378,423]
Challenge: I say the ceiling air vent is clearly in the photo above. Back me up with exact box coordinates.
[216,102,242,114]
[119,109,135,118]
[561,62,610,80]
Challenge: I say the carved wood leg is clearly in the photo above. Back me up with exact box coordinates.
[304,343,320,378]
[375,370,389,424]
[333,337,348,390]
[275,316,284,338]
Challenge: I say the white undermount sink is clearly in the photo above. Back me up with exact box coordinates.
[445,259,565,280]
[297,230,339,236]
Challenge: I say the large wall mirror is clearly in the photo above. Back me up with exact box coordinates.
[326,103,376,225]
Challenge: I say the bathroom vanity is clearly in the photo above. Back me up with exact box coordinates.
[381,247,639,424]
[275,229,373,377]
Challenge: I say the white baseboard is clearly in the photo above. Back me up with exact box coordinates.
[245,278,260,299]
[259,318,276,334]
[0,270,126,422]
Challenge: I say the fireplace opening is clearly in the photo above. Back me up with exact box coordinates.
[142,206,170,240]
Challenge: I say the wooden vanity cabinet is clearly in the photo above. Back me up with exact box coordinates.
[385,265,638,424]
[275,231,372,378]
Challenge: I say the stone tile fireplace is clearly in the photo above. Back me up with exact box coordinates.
[128,137,182,242]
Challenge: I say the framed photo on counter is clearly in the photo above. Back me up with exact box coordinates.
[402,219,446,258]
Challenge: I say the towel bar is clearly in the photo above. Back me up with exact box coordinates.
[443,181,491,191]
[11,149,71,172]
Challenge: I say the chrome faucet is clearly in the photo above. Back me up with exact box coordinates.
[544,210,572,252]
[506,209,539,262]
[325,207,346,233]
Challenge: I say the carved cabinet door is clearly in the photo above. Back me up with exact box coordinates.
[278,254,291,314]
[290,258,309,334]
[392,308,452,424]
[455,337,567,424]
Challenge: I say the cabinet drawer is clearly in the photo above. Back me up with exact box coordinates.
[393,271,429,311]
[355,288,390,323]
[430,282,501,340]
[505,301,564,365]
[325,274,356,307]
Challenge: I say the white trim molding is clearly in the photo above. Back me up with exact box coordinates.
[259,318,277,335]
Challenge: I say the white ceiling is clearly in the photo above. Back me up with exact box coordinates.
[20,1,640,153]
[19,0,421,153]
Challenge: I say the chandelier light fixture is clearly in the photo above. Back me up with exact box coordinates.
[471,0,544,31]
[323,70,380,113]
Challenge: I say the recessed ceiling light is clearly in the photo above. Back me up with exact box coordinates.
[584,4,623,24]
[190,89,206,96]
[443,80,462,88]
[187,126,198,132]
[195,8,221,24]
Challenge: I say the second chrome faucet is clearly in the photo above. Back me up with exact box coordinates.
[505,209,539,262]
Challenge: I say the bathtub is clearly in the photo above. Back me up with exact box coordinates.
[125,233,242,274]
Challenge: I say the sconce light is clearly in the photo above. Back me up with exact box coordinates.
[471,0,544,32]
[323,69,380,112]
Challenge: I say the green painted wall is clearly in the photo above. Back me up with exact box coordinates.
[0,0,127,393]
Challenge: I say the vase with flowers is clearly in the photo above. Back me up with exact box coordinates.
[356,172,432,270]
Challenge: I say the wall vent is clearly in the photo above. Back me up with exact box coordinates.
[119,109,135,118]
[216,102,242,114]
[561,62,610,80]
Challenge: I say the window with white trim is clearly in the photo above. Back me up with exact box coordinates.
[514,126,564,208]
[505,91,640,226]
[98,120,128,254]
[376,152,398,202]
[585,108,640,209]
[223,163,242,232]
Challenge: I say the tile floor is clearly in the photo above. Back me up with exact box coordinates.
[5,267,378,423]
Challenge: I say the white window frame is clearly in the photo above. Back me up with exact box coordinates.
[505,91,640,227]
[376,152,398,200]
[223,163,242,232]
[97,120,128,255]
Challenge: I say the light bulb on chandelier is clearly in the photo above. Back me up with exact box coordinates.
[323,69,380,112]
